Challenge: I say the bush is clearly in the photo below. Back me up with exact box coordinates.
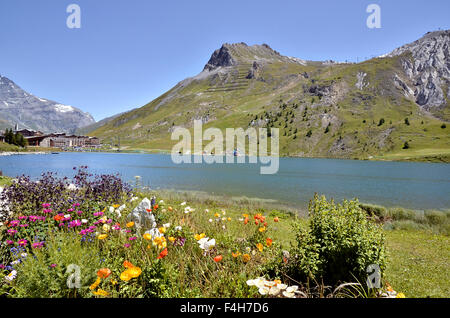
[424,210,446,226]
[359,203,387,220]
[388,207,417,221]
[282,195,386,286]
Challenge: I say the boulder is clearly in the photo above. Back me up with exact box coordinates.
[127,198,156,229]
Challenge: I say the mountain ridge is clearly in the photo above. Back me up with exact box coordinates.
[87,30,449,161]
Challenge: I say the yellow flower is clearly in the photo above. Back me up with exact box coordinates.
[232,251,241,258]
[120,271,132,281]
[396,293,406,298]
[90,277,101,290]
[242,214,249,218]
[214,213,220,218]
[110,279,118,285]
[143,233,152,240]
[158,227,166,234]
[258,227,266,233]
[113,204,120,209]
[194,233,206,241]
[127,266,142,278]
[92,289,109,297]
[168,236,176,243]
[97,234,108,240]
[227,217,232,221]
[256,243,264,252]
[242,254,251,263]
[126,222,134,228]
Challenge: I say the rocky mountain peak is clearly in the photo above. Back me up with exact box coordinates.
[387,30,449,109]
[0,75,95,133]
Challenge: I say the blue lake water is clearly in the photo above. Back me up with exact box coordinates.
[0,152,449,210]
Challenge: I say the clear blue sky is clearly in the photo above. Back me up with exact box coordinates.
[0,0,449,121]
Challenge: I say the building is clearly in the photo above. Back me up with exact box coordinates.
[26,133,101,149]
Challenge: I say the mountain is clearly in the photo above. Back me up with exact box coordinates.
[0,75,95,133]
[90,31,450,161]
[75,111,130,135]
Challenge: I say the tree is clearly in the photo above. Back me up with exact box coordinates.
[441,123,446,129]
[404,118,410,125]
[402,141,410,149]
[306,130,312,138]
[324,123,331,134]
[377,118,385,126]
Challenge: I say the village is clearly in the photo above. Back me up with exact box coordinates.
[0,125,101,150]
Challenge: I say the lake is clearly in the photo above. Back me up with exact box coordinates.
[0,152,449,210]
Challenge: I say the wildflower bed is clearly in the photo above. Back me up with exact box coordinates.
[0,169,447,298]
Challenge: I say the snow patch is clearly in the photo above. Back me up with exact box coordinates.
[54,104,74,113]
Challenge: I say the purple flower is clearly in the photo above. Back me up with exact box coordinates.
[174,237,186,246]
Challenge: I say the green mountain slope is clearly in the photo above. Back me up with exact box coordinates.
[91,32,450,161]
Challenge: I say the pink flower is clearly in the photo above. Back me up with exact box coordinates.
[18,239,28,247]
[7,229,17,236]
[50,264,57,268]
[77,211,83,215]
[6,240,14,245]
[129,236,137,241]
[9,220,20,227]
[42,203,51,208]
[32,242,45,249]
[124,243,131,248]
[18,216,28,220]
[73,203,81,207]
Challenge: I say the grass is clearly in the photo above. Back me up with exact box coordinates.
[385,230,450,298]
[0,176,12,187]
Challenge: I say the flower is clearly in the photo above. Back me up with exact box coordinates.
[194,233,206,241]
[258,227,266,232]
[92,289,109,297]
[5,270,17,282]
[283,286,299,298]
[274,217,279,222]
[396,293,406,298]
[175,226,182,231]
[168,236,176,243]
[129,236,137,241]
[126,266,142,278]
[123,260,134,268]
[97,268,111,279]
[97,234,108,240]
[124,243,131,248]
[157,248,168,259]
[158,227,166,234]
[232,252,241,258]
[126,222,134,228]
[102,224,111,232]
[168,206,173,212]
[146,208,152,213]
[256,243,264,252]
[213,255,223,262]
[90,277,101,290]
[242,254,251,263]
[198,237,215,251]
[18,239,28,247]
[244,217,249,225]
[266,238,273,247]
[143,233,152,240]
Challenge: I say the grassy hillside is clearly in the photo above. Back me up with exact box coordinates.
[90,43,449,161]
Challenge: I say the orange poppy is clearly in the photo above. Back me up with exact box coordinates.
[266,238,273,247]
[255,220,259,225]
[232,252,241,258]
[97,268,112,279]
[168,206,173,212]
[214,255,223,262]
[153,204,159,210]
[157,248,168,259]
[274,217,279,222]
[54,215,64,222]
[123,260,134,268]
[244,217,249,225]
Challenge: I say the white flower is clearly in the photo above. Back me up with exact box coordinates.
[130,197,138,202]
[269,286,281,296]
[180,202,186,206]
[222,225,226,230]
[175,226,182,231]
[282,286,299,298]
[163,223,171,229]
[246,278,265,287]
[64,214,71,219]
[221,210,226,215]
[238,218,244,221]
[11,260,20,265]
[81,219,88,224]
[5,270,17,282]
[258,287,270,295]
[208,219,213,223]
[159,200,164,204]
[198,237,215,251]
[221,217,226,221]
[205,209,209,213]
[20,253,28,258]
[109,206,115,213]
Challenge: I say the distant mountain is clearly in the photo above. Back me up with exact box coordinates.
[75,111,129,135]
[89,31,448,160]
[0,75,95,133]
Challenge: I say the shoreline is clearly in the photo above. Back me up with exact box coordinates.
[0,151,50,156]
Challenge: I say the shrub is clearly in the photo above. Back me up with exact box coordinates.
[388,207,417,221]
[282,195,386,286]
[424,210,446,226]
[359,203,387,220]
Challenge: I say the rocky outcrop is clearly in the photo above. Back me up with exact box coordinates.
[0,75,95,133]
[388,30,450,110]
[355,72,369,90]
[204,45,237,71]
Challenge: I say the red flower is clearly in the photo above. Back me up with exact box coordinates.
[214,255,223,263]
[157,248,168,259]
[153,204,159,210]
[146,208,152,213]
